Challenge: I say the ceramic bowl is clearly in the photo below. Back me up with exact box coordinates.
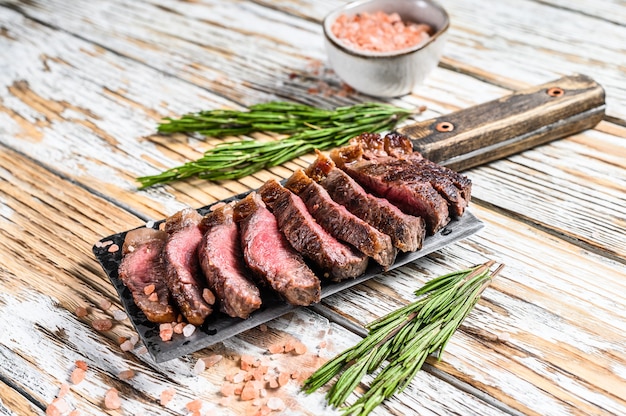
[323,0,449,97]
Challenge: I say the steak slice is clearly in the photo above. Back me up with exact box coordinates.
[331,144,450,234]
[163,208,214,325]
[233,193,321,306]
[306,152,425,252]
[353,132,472,217]
[285,170,397,268]
[199,203,262,319]
[258,179,368,281]
[118,228,177,323]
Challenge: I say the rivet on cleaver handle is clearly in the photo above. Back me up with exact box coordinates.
[396,74,605,171]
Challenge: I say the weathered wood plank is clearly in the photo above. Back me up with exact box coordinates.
[0,380,44,416]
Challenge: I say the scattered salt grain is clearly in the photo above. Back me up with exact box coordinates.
[75,306,88,318]
[220,382,236,397]
[68,410,81,416]
[202,354,223,368]
[148,292,158,302]
[108,244,120,253]
[240,381,260,401]
[185,399,203,413]
[46,397,70,416]
[159,323,173,342]
[294,342,307,355]
[267,397,285,411]
[173,322,185,334]
[70,367,86,385]
[118,369,135,380]
[143,284,155,295]
[99,299,112,310]
[232,370,246,384]
[58,383,70,398]
[75,360,88,371]
[145,220,155,228]
[130,334,139,345]
[113,310,127,321]
[92,318,113,331]
[278,372,290,387]
[267,343,284,354]
[137,346,148,355]
[193,358,206,374]
[104,388,121,410]
[202,288,216,305]
[259,324,268,332]
[160,388,176,406]
[183,324,196,337]
[120,340,134,352]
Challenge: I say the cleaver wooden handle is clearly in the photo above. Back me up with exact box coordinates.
[396,74,606,171]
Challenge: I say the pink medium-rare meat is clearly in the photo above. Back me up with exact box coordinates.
[163,208,214,325]
[258,179,368,281]
[198,203,262,319]
[233,193,321,306]
[306,152,425,252]
[118,228,177,323]
[331,144,450,234]
[284,170,397,268]
[353,132,472,217]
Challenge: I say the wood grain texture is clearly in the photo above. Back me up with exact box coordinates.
[0,0,625,415]
[399,74,606,169]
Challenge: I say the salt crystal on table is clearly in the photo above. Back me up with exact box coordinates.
[146,220,155,228]
[104,388,121,410]
[120,340,134,352]
[267,397,285,411]
[113,310,127,321]
[193,358,206,374]
[183,324,196,337]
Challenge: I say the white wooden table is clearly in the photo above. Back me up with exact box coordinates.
[1,1,625,415]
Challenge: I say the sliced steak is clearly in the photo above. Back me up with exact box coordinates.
[233,193,321,306]
[163,208,214,325]
[118,228,177,323]
[331,144,450,234]
[353,132,472,217]
[284,170,397,268]
[258,179,368,281]
[306,152,425,252]
[199,204,262,319]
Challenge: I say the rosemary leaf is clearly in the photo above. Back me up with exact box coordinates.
[303,261,504,416]
[138,101,414,188]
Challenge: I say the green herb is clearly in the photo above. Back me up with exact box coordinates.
[303,261,503,416]
[137,102,414,188]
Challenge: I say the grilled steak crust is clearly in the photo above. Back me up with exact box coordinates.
[285,170,397,268]
[331,145,450,234]
[306,153,425,252]
[163,208,214,325]
[354,132,472,217]
[118,228,177,323]
[199,204,262,319]
[258,179,368,281]
[233,193,321,306]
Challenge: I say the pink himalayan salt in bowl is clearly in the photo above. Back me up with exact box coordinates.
[323,0,449,97]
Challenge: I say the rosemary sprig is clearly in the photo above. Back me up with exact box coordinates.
[137,102,414,188]
[303,261,504,416]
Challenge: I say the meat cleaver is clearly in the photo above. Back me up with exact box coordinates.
[397,73,605,170]
[93,74,606,362]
